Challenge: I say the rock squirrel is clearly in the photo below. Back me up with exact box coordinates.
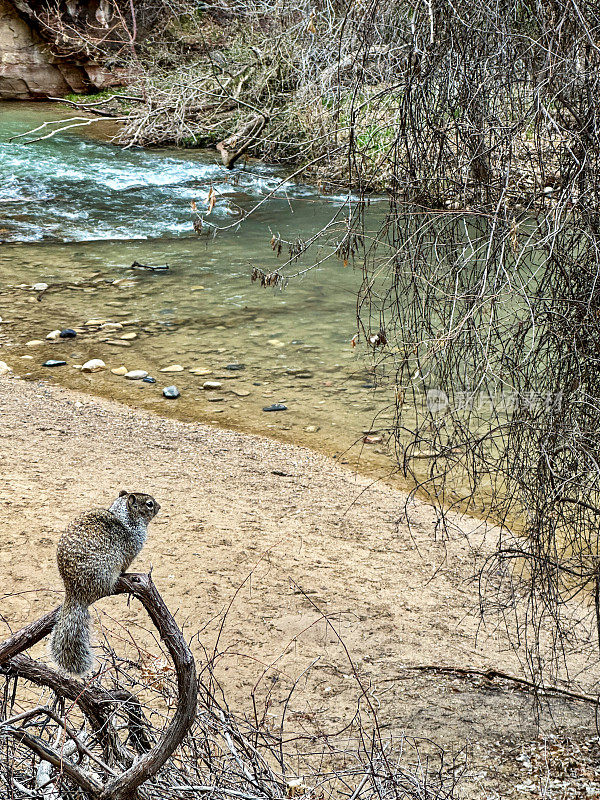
[50,491,160,675]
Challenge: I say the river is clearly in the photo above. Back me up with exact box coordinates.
[0,103,395,478]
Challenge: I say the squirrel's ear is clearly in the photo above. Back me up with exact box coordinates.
[127,493,137,508]
[119,490,128,498]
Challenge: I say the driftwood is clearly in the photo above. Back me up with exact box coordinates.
[0,572,197,800]
[216,113,268,169]
[129,261,169,272]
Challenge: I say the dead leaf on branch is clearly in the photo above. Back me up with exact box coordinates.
[251,267,283,287]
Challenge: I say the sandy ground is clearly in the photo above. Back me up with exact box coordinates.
[0,374,598,798]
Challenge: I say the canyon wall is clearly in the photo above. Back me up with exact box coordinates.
[0,1,123,99]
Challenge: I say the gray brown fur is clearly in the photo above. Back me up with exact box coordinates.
[50,491,160,675]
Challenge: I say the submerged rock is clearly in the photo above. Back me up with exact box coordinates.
[163,385,180,398]
[43,359,66,367]
[263,403,288,412]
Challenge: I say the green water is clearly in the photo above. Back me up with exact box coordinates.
[0,104,395,476]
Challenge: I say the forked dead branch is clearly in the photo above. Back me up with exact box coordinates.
[0,572,197,800]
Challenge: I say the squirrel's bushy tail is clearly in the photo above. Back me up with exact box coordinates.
[50,598,93,675]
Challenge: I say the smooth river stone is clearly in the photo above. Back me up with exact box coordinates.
[32,282,48,292]
[143,376,156,384]
[82,359,106,373]
[286,368,314,378]
[190,368,212,376]
[0,361,12,377]
[231,389,250,397]
[162,385,180,398]
[267,339,285,348]
[120,332,137,340]
[111,366,128,376]
[124,370,148,380]
[106,340,131,347]
[225,363,245,371]
[160,364,184,372]
[263,403,288,412]
[101,322,123,331]
[202,381,222,389]
[26,340,44,347]
[85,319,107,327]
[46,330,61,341]
[60,329,77,339]
[43,360,67,367]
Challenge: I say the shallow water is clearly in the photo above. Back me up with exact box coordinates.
[0,104,397,478]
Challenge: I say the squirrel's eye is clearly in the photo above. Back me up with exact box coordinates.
[146,500,154,509]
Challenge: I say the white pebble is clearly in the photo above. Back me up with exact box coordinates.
[124,369,148,380]
[160,364,184,372]
[0,361,12,377]
[32,282,48,292]
[81,359,106,373]
[203,381,222,389]
[46,330,61,341]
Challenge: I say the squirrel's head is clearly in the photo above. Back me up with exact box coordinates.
[118,490,160,524]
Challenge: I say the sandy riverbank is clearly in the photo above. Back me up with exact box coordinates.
[0,374,597,797]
